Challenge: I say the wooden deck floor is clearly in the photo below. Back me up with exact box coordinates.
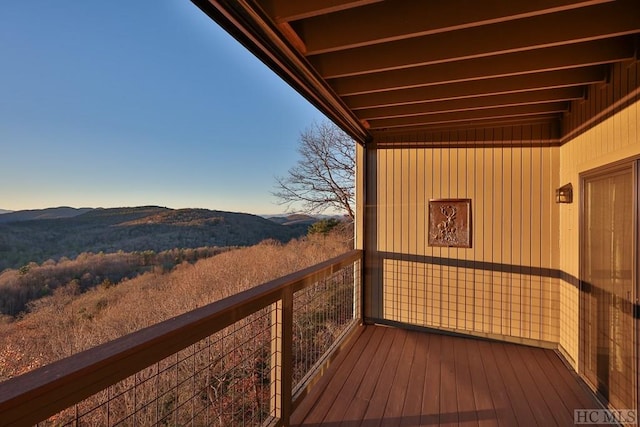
[291,325,606,427]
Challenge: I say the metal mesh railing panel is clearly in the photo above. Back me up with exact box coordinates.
[292,260,360,389]
[40,308,274,427]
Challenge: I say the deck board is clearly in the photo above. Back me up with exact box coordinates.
[420,330,442,426]
[292,325,607,427]
[504,340,557,426]
[339,327,395,426]
[452,336,478,427]
[465,340,498,427]
[381,330,416,427]
[541,349,598,409]
[291,326,372,425]
[489,342,537,426]
[319,327,377,425]
[439,335,458,427]
[360,328,407,427]
[400,332,427,427]
[513,345,574,426]
[473,339,519,427]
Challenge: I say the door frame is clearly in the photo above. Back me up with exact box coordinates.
[579,157,639,411]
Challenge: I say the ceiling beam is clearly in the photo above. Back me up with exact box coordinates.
[329,36,636,96]
[345,67,606,110]
[256,0,383,23]
[367,103,569,129]
[356,88,585,120]
[277,22,307,54]
[371,115,562,140]
[309,0,640,78]
[299,0,612,55]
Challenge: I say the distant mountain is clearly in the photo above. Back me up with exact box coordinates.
[0,206,310,271]
[0,209,12,215]
[267,214,318,226]
[0,207,93,223]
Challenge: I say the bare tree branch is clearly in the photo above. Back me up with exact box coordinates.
[273,121,355,220]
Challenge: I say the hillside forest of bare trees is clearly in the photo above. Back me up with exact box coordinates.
[1,233,349,378]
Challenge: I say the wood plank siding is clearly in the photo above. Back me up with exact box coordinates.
[291,325,607,427]
[363,58,640,374]
[559,59,640,370]
[365,139,561,347]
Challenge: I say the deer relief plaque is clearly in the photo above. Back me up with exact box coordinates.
[428,199,472,248]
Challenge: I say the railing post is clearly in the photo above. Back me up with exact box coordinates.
[270,289,293,425]
[281,288,293,425]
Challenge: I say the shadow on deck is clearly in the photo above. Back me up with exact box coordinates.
[292,325,605,427]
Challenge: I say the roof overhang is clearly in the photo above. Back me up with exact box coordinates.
[192,0,640,147]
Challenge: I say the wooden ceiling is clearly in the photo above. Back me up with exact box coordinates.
[193,0,640,145]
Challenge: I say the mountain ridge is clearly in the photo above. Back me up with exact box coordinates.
[0,207,93,223]
[0,206,317,271]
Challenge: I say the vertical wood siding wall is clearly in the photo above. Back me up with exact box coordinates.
[363,59,639,361]
[559,59,640,369]
[367,136,561,346]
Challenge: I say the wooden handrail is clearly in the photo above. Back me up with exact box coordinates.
[0,249,362,426]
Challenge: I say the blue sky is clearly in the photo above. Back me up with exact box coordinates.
[0,1,326,214]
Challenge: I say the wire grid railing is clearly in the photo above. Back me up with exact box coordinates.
[0,250,362,427]
[39,308,274,427]
[292,260,360,390]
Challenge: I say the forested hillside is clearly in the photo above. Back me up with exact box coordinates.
[0,247,229,317]
[0,206,309,271]
[0,234,350,380]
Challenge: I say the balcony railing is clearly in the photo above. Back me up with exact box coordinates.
[0,250,362,426]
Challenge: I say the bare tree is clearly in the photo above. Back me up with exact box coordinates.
[274,121,355,220]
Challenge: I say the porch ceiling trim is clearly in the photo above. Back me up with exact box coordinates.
[194,0,640,146]
[191,0,371,145]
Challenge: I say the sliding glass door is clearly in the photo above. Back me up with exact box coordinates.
[581,163,636,411]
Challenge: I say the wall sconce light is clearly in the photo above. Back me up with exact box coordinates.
[556,183,573,203]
